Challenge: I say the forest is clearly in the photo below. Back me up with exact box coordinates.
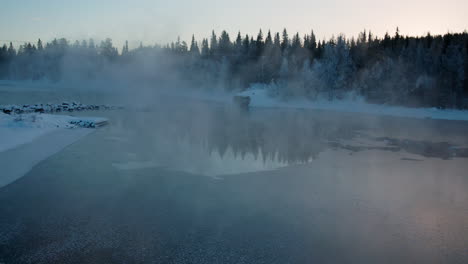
[0,28,467,109]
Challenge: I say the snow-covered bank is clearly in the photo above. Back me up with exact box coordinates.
[0,113,108,187]
[0,113,107,153]
[237,87,468,121]
[0,128,93,188]
[1,102,123,115]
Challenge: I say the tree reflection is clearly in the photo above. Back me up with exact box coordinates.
[146,104,361,165]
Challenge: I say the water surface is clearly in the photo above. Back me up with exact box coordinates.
[1,101,468,263]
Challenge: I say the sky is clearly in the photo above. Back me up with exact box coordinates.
[0,0,467,49]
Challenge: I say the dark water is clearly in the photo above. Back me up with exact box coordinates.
[1,101,468,263]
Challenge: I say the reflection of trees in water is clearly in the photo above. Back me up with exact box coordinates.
[126,104,468,162]
[150,105,361,165]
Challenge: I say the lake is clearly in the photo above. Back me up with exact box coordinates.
[1,99,468,263]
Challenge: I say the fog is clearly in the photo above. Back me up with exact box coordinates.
[2,98,468,263]
[1,30,468,263]
[1,29,467,108]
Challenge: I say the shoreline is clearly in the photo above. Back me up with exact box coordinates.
[0,128,93,188]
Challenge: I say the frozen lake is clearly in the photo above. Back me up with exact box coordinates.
[1,99,468,263]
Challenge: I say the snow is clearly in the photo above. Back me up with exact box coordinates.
[236,85,468,121]
[0,112,108,187]
[0,128,93,188]
[0,113,107,153]
[0,102,122,114]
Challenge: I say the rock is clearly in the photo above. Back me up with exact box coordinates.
[0,102,123,115]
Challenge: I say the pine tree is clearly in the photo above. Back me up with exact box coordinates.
[265,30,273,47]
[201,38,210,57]
[303,35,310,53]
[218,30,231,56]
[180,41,188,53]
[100,38,118,60]
[88,39,96,50]
[37,39,43,51]
[235,32,242,56]
[0,44,8,78]
[308,30,317,59]
[0,28,466,109]
[235,32,242,48]
[368,31,373,43]
[256,29,264,57]
[190,35,200,55]
[122,40,129,55]
[383,32,391,50]
[242,35,250,57]
[281,29,289,52]
[0,44,7,60]
[274,32,281,48]
[291,33,301,51]
[73,40,80,48]
[210,30,218,57]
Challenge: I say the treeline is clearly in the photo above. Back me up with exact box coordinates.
[0,28,467,108]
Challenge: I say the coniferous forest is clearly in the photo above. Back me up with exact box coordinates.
[1,29,467,109]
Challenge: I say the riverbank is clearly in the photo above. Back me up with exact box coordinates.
[0,113,108,187]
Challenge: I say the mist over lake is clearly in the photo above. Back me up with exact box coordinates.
[1,1,468,263]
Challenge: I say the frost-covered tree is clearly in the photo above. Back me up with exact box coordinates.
[0,29,467,109]
[218,30,232,57]
[190,35,200,56]
[281,28,289,53]
[210,30,218,57]
[201,38,209,57]
[99,38,118,61]
[122,40,129,56]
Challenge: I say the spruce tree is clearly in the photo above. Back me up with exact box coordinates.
[201,38,210,57]
[274,32,281,48]
[265,30,273,47]
[218,30,231,56]
[190,35,200,55]
[122,40,129,55]
[291,33,301,51]
[37,39,43,51]
[256,29,264,57]
[210,30,218,57]
[235,32,242,56]
[7,42,16,58]
[235,32,242,48]
[242,35,250,57]
[281,29,289,52]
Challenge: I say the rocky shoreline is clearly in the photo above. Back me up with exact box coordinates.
[0,102,123,115]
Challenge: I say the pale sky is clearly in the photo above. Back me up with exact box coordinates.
[0,0,467,49]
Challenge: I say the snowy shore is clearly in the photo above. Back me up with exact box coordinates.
[0,112,108,187]
[235,87,468,122]
[0,101,123,115]
[0,113,107,153]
